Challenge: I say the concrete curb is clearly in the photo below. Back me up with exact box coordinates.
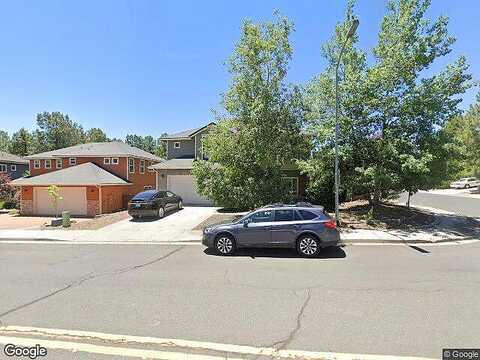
[339,236,476,245]
[0,236,476,246]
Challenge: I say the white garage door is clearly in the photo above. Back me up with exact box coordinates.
[167,175,212,205]
[34,187,87,216]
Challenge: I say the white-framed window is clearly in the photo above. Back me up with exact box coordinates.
[282,177,299,197]
[45,159,52,169]
[69,158,76,166]
[139,159,145,174]
[10,164,16,172]
[148,161,155,172]
[111,158,119,165]
[174,142,181,149]
[128,158,135,173]
[33,160,40,169]
[0,164,7,173]
[104,157,111,165]
[56,159,62,169]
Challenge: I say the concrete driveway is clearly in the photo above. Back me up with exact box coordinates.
[89,206,219,242]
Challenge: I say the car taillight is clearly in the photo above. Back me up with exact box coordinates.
[324,219,336,229]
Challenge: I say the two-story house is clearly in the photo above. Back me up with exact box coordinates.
[150,123,214,205]
[0,151,29,180]
[11,141,162,216]
[150,122,307,205]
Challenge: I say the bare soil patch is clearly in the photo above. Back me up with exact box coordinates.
[339,200,435,230]
[42,210,129,230]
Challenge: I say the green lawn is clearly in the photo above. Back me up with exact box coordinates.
[0,200,4,209]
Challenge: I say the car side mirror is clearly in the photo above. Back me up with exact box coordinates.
[243,219,251,227]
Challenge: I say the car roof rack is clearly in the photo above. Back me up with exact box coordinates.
[261,202,316,209]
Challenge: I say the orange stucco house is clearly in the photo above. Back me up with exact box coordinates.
[11,142,162,217]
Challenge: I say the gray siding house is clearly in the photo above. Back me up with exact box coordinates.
[0,151,29,180]
[150,123,214,205]
[150,122,307,205]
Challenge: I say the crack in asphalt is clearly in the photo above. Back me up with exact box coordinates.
[0,246,184,319]
[258,289,311,358]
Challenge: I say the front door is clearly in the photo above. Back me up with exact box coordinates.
[236,210,273,247]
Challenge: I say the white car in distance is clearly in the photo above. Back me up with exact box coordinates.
[450,177,480,189]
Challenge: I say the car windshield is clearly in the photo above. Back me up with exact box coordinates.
[132,190,157,201]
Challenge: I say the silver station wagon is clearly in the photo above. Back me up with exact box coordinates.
[202,204,339,257]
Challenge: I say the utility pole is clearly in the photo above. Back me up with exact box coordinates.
[335,18,359,225]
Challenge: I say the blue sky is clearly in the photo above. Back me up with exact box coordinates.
[0,0,478,139]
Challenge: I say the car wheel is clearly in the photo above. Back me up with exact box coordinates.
[297,235,320,258]
[465,184,470,189]
[214,234,236,256]
[178,200,183,210]
[158,207,165,219]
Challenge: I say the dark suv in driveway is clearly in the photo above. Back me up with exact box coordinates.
[202,204,339,257]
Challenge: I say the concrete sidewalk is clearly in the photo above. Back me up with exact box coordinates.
[0,227,476,245]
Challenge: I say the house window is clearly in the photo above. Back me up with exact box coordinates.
[104,157,111,165]
[0,164,6,173]
[45,159,52,169]
[139,160,145,174]
[69,158,76,166]
[10,164,17,172]
[128,158,135,173]
[174,142,181,149]
[282,177,299,197]
[56,159,62,169]
[111,158,119,165]
[33,160,40,169]
[148,161,155,172]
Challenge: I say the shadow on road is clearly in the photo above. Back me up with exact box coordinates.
[203,246,346,259]
[419,212,480,238]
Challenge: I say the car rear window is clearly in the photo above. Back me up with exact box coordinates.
[274,209,294,221]
[298,209,320,220]
[132,190,157,201]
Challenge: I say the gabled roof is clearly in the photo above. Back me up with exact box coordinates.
[149,158,194,170]
[0,151,28,164]
[160,122,215,140]
[10,162,131,186]
[26,141,163,162]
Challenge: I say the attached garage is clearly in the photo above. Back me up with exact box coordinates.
[167,175,211,205]
[11,162,132,217]
[34,187,87,216]
[150,158,213,206]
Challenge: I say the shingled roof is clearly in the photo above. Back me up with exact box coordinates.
[160,122,215,140]
[10,162,131,186]
[25,141,163,162]
[0,151,28,164]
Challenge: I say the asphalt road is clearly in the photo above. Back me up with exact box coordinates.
[1,242,479,359]
[398,191,480,217]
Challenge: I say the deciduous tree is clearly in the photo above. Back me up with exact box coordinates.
[193,13,309,209]
[301,0,472,208]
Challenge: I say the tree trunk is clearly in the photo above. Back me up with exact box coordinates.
[407,191,412,209]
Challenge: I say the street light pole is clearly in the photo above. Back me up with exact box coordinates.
[335,18,359,225]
